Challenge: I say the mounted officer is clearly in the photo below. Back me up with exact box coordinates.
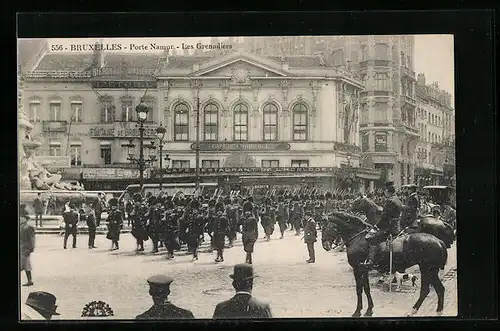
[403,184,420,228]
[362,181,403,268]
[213,201,228,263]
[240,201,259,264]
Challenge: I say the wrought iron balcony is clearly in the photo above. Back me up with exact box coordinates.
[42,120,68,133]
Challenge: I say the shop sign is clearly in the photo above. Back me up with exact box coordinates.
[83,168,140,180]
[33,156,71,168]
[159,167,338,175]
[190,142,291,152]
[89,125,157,138]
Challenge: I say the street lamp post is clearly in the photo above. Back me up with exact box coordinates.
[125,100,157,191]
[156,123,166,190]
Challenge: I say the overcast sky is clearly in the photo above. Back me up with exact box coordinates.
[23,35,454,101]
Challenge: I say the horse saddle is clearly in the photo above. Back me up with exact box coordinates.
[380,235,406,254]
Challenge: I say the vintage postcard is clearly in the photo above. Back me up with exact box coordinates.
[18,35,456,320]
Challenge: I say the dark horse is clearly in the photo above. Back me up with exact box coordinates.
[322,211,448,317]
[351,196,455,248]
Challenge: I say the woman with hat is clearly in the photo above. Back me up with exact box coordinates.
[106,198,123,250]
[20,204,35,287]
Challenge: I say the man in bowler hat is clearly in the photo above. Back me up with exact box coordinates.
[213,264,272,319]
[22,291,60,320]
[136,275,194,320]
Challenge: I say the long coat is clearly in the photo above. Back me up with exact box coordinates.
[106,210,123,241]
[303,218,317,244]
[20,221,35,271]
[213,293,272,319]
[377,194,403,236]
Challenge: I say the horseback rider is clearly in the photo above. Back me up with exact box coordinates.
[403,184,420,228]
[362,181,403,268]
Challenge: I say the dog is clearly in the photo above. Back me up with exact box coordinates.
[392,271,419,291]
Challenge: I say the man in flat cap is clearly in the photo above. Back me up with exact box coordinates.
[212,264,272,319]
[136,275,194,320]
[21,291,60,320]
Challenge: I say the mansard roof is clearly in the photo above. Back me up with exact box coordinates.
[35,53,95,71]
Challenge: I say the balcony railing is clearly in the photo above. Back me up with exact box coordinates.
[42,120,68,133]
[401,94,417,107]
[89,122,158,138]
[24,71,92,79]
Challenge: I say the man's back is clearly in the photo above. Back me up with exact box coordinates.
[213,293,272,319]
[136,302,194,320]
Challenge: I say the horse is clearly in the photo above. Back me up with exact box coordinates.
[322,211,448,317]
[351,196,455,248]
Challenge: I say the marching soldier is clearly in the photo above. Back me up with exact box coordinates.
[404,184,420,228]
[290,195,304,236]
[131,194,149,252]
[186,199,204,261]
[303,210,317,263]
[260,197,275,241]
[62,203,78,249]
[162,209,180,259]
[276,196,287,239]
[213,202,229,263]
[226,198,239,248]
[241,201,259,264]
[325,192,334,214]
[147,196,162,254]
[362,181,403,268]
[136,275,194,319]
[106,198,123,251]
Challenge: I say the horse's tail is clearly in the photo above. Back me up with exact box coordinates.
[438,239,448,270]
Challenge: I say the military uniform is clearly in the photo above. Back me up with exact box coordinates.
[84,210,97,249]
[186,200,204,261]
[162,209,180,259]
[290,197,304,235]
[63,205,78,249]
[147,196,162,253]
[241,201,259,264]
[226,202,239,247]
[363,182,403,268]
[213,202,228,262]
[106,198,123,250]
[404,191,420,228]
[260,198,275,241]
[303,213,317,263]
[136,275,194,320]
[276,199,288,239]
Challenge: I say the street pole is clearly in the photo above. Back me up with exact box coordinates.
[159,139,163,190]
[195,93,200,191]
[139,121,145,191]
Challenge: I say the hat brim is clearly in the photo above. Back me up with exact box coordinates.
[26,303,60,315]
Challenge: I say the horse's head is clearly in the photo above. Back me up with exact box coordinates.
[321,217,340,251]
[329,211,368,239]
[350,196,381,225]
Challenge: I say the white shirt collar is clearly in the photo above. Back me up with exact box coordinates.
[235,291,252,296]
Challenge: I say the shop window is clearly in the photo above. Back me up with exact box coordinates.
[100,146,111,165]
[262,160,279,168]
[172,160,190,169]
[202,160,219,168]
[291,160,309,168]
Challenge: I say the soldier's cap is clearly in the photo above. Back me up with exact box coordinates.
[147,275,174,288]
[230,263,258,281]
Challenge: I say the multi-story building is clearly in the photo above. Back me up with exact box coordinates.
[415,73,455,186]
[244,35,423,188]
[20,42,382,191]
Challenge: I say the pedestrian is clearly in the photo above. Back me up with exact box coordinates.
[212,263,272,319]
[20,204,35,287]
[94,193,104,227]
[106,198,123,250]
[136,275,194,320]
[21,291,60,320]
[85,205,97,249]
[62,203,78,249]
[303,210,317,263]
[186,199,204,261]
[33,192,44,228]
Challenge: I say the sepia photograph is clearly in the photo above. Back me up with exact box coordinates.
[18,35,456,320]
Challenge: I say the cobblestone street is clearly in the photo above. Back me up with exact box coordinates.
[20,231,457,319]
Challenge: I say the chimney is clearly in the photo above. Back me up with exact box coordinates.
[417,73,425,86]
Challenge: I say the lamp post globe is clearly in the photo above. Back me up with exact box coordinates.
[136,100,149,122]
[156,123,166,141]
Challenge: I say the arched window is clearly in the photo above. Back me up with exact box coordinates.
[174,103,189,141]
[203,103,218,141]
[292,103,308,141]
[263,103,278,141]
[233,103,248,141]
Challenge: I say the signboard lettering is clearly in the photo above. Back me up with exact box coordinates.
[83,168,140,180]
[33,156,71,168]
[89,126,157,138]
[190,142,291,152]
[91,81,157,89]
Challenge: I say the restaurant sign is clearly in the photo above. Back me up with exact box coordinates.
[83,168,140,180]
[190,142,291,152]
[33,156,71,168]
[89,126,157,138]
[158,167,341,175]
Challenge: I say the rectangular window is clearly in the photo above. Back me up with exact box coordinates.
[202,160,219,168]
[121,100,134,122]
[101,103,115,124]
[100,146,112,165]
[262,160,279,168]
[29,102,40,121]
[291,160,309,168]
[233,106,248,141]
[361,132,369,152]
[49,144,61,156]
[374,132,388,152]
[70,144,82,166]
[49,101,61,121]
[172,160,190,169]
[71,101,83,123]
